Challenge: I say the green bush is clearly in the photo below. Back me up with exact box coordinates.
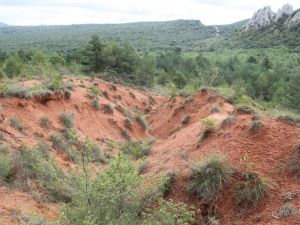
[159,172,175,197]
[49,131,67,150]
[137,159,149,174]
[199,118,216,142]
[5,85,32,99]
[88,87,99,97]
[40,116,51,129]
[234,172,268,209]
[59,113,74,128]
[188,155,232,202]
[10,116,25,132]
[250,120,264,132]
[103,104,114,113]
[47,74,64,91]
[136,111,149,130]
[61,154,141,225]
[49,131,79,162]
[0,152,10,181]
[142,198,195,225]
[236,105,256,114]
[181,115,190,125]
[167,82,178,97]
[287,143,300,178]
[221,116,234,128]
[91,144,108,164]
[64,90,72,99]
[121,141,152,159]
[19,145,72,202]
[210,104,220,113]
[202,118,216,130]
[91,98,100,110]
[121,129,131,140]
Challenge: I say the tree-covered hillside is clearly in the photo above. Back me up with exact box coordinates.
[0,20,218,54]
[0,20,248,55]
[226,21,300,53]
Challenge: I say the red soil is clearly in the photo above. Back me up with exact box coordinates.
[0,79,299,224]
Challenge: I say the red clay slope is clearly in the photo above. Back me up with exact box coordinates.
[0,79,300,224]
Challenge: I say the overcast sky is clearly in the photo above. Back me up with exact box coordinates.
[0,0,300,26]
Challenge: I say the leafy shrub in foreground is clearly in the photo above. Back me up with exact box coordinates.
[188,155,232,203]
[61,154,142,225]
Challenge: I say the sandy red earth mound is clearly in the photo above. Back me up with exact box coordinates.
[0,78,299,224]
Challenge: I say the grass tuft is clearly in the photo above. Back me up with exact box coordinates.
[287,143,300,178]
[40,116,51,129]
[10,116,25,132]
[188,155,232,203]
[103,104,114,113]
[250,120,264,133]
[122,141,152,159]
[59,113,74,128]
[234,172,268,209]
[136,111,149,130]
[181,115,191,125]
[92,98,100,110]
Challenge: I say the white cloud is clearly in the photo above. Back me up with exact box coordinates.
[0,0,300,26]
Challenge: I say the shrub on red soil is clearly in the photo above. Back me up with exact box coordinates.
[233,172,268,209]
[188,155,232,203]
[287,143,300,178]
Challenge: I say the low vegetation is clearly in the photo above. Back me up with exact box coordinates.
[121,141,152,159]
[59,113,74,128]
[210,104,220,113]
[103,104,114,113]
[287,143,300,178]
[0,150,10,181]
[136,111,149,130]
[10,116,25,132]
[92,98,100,110]
[40,116,51,129]
[249,120,264,132]
[199,118,216,142]
[142,198,195,225]
[234,172,268,209]
[137,159,149,174]
[221,116,234,128]
[188,155,232,203]
[17,144,73,202]
[181,115,191,125]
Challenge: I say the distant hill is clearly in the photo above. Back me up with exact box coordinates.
[0,20,245,55]
[0,22,8,27]
[1,15,298,54]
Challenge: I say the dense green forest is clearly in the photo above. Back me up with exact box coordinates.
[0,35,300,112]
[1,18,300,55]
[0,20,220,54]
